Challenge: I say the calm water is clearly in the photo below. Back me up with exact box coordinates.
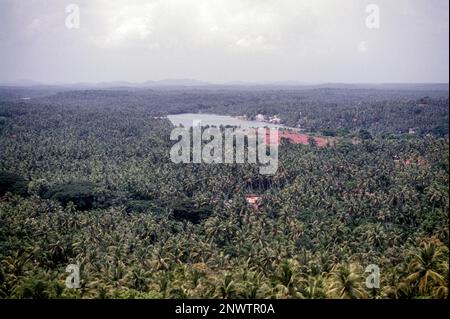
[167,113,294,130]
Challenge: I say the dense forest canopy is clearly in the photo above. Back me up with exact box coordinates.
[0,86,448,299]
[10,86,446,136]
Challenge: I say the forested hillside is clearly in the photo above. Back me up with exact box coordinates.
[0,87,448,299]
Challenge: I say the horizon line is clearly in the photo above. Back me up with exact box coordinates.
[0,79,449,87]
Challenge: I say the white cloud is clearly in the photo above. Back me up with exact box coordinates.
[357,41,369,53]
[86,1,155,48]
[0,0,448,82]
[85,0,326,52]
[28,18,42,31]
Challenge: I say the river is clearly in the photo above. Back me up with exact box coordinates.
[167,113,297,130]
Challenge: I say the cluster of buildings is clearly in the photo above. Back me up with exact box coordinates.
[254,114,282,124]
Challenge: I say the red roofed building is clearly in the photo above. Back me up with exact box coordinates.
[262,129,332,147]
[245,194,260,210]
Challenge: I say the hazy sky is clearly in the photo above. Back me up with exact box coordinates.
[0,0,448,83]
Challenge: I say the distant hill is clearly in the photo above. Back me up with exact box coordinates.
[0,79,448,91]
[150,78,211,86]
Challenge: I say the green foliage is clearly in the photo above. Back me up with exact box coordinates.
[321,129,337,137]
[0,172,28,197]
[358,129,372,140]
[113,289,162,299]
[42,181,99,210]
[126,200,157,214]
[170,199,212,224]
[0,87,448,299]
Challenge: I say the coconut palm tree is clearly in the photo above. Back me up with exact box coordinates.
[216,274,236,299]
[327,264,367,299]
[406,241,447,296]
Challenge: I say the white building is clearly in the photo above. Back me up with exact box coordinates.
[255,114,266,122]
